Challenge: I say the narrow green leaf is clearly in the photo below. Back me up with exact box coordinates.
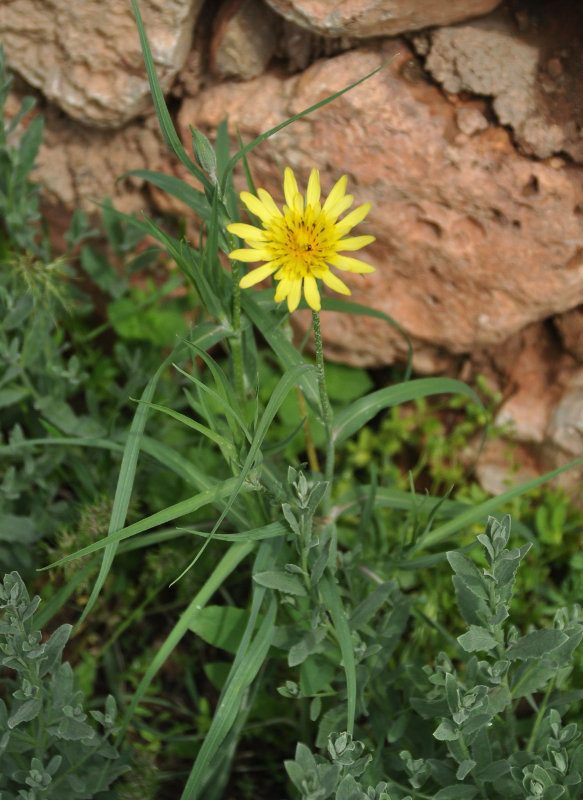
[220,56,397,189]
[333,378,484,445]
[44,475,250,567]
[116,540,254,742]
[349,581,396,631]
[129,0,211,190]
[137,400,237,455]
[412,455,583,555]
[180,598,276,799]
[320,572,356,736]
[122,169,210,218]
[177,521,287,542]
[172,362,314,582]
[74,342,187,627]
[241,292,320,408]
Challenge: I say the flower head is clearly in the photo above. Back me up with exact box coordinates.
[227,167,375,312]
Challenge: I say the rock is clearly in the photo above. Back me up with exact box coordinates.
[420,2,583,162]
[29,101,167,213]
[177,41,583,373]
[211,0,280,80]
[277,21,359,73]
[455,106,489,136]
[473,439,539,497]
[547,371,583,457]
[262,0,503,38]
[554,306,583,363]
[493,323,572,445]
[0,0,204,128]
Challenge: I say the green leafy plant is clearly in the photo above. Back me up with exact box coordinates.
[4,4,582,798]
[283,516,583,800]
[0,572,129,798]
[0,46,196,574]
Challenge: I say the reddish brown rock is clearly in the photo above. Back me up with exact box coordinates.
[211,0,281,80]
[0,0,204,127]
[30,103,167,213]
[554,307,583,363]
[262,0,503,38]
[177,42,583,373]
[419,2,583,162]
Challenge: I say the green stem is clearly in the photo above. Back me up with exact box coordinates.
[526,674,555,753]
[230,258,245,405]
[312,311,334,514]
[457,732,488,800]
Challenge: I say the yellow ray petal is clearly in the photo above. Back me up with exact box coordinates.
[293,191,304,215]
[284,167,300,208]
[240,191,278,223]
[306,169,321,209]
[274,278,292,303]
[257,188,283,220]
[227,223,267,241]
[303,275,321,311]
[321,270,351,295]
[287,279,302,312]
[323,174,348,215]
[336,235,376,252]
[239,263,278,288]
[334,202,372,236]
[324,193,354,222]
[229,247,270,262]
[329,254,376,273]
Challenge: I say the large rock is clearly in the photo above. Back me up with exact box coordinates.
[0,0,203,128]
[211,0,281,80]
[418,2,583,162]
[262,0,503,38]
[177,41,583,373]
[26,99,167,214]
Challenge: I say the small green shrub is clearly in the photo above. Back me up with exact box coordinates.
[0,572,129,798]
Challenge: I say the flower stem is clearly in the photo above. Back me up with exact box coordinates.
[312,311,334,514]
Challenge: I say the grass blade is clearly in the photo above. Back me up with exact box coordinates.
[129,0,211,190]
[75,343,187,627]
[333,377,484,445]
[180,598,277,799]
[44,475,251,568]
[410,455,583,555]
[171,362,315,581]
[220,56,396,190]
[115,540,255,742]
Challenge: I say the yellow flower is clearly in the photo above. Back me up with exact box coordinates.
[227,167,375,312]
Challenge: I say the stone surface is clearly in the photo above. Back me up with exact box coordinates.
[554,306,583,363]
[177,41,583,373]
[262,0,503,38]
[277,21,358,73]
[28,101,167,214]
[0,0,203,128]
[419,2,583,162]
[493,323,573,445]
[211,0,280,80]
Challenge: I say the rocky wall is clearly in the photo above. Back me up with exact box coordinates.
[2,0,583,492]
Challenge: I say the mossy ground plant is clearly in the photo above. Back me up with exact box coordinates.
[1,7,583,799]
